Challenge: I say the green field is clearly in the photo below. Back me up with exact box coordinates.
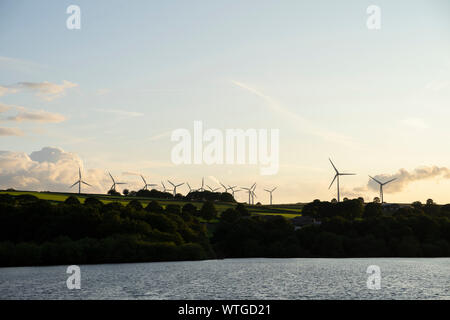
[0,190,303,219]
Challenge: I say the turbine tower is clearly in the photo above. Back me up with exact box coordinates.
[141,175,157,190]
[197,177,205,192]
[168,180,184,197]
[369,175,397,203]
[70,167,91,194]
[328,158,355,202]
[108,172,126,192]
[264,187,277,205]
[242,183,256,205]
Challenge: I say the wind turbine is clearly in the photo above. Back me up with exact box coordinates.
[220,182,229,193]
[70,167,91,194]
[168,180,184,197]
[369,175,397,203]
[108,172,126,192]
[328,158,355,202]
[187,182,197,193]
[140,175,157,190]
[207,185,220,192]
[198,177,205,192]
[228,185,240,197]
[241,183,256,205]
[264,187,277,205]
[161,181,173,193]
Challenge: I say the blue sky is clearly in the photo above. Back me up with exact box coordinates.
[1,0,450,203]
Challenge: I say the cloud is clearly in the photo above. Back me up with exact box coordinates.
[7,109,66,123]
[148,131,171,141]
[94,108,144,117]
[231,80,357,147]
[0,127,24,136]
[0,86,19,97]
[0,103,11,113]
[355,166,450,194]
[0,147,111,193]
[0,80,78,101]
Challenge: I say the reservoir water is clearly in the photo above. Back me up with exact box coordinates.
[0,258,449,299]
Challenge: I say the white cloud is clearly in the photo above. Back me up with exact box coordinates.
[0,127,24,136]
[94,108,144,117]
[0,103,11,113]
[0,80,78,101]
[0,147,109,193]
[231,80,358,147]
[7,108,66,123]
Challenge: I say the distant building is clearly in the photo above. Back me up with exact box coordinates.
[291,216,321,230]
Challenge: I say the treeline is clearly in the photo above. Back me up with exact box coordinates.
[1,195,450,267]
[116,189,235,203]
[212,199,450,258]
[0,194,215,267]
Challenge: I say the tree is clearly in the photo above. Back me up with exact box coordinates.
[107,189,120,196]
[84,197,103,207]
[65,196,80,205]
[200,201,217,221]
[235,203,250,217]
[364,202,383,218]
[123,189,129,196]
[127,199,143,211]
[373,197,381,204]
[145,200,164,213]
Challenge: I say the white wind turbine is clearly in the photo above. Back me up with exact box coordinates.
[228,185,240,198]
[161,181,173,193]
[141,175,158,190]
[168,180,184,197]
[70,167,91,194]
[108,172,126,192]
[187,182,197,193]
[369,175,397,203]
[264,187,277,205]
[328,158,356,202]
[241,183,256,205]
[207,185,220,192]
[220,182,229,193]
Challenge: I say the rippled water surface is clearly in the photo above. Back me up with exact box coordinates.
[1,258,449,299]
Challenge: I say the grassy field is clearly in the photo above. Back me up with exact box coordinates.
[0,190,303,219]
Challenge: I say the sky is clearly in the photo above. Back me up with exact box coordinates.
[1,0,450,204]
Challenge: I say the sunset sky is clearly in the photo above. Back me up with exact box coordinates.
[1,0,450,204]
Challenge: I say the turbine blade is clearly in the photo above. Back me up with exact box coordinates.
[168,180,175,187]
[369,175,382,185]
[329,174,338,189]
[70,181,79,188]
[340,173,356,176]
[108,172,115,183]
[272,187,277,192]
[81,181,92,187]
[329,158,338,173]
[78,167,81,179]
[383,177,397,185]
[141,175,146,184]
